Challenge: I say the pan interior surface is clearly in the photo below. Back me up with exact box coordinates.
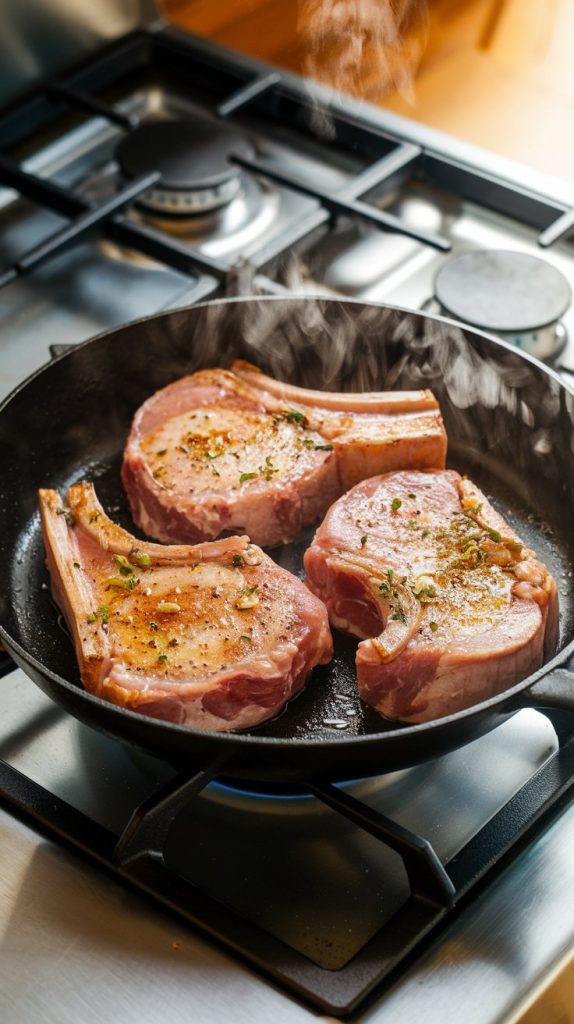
[11,448,573,744]
[3,298,574,751]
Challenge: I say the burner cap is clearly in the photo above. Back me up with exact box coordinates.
[117,119,255,215]
[434,250,572,332]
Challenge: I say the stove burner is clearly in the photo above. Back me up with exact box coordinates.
[434,249,572,361]
[116,119,255,215]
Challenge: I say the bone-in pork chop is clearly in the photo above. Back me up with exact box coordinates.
[39,483,333,732]
[121,363,446,548]
[304,469,558,723]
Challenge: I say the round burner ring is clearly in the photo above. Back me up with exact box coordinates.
[435,249,571,332]
[117,119,255,215]
[434,249,572,361]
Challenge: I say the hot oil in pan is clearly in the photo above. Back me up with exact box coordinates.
[255,524,390,739]
[14,446,573,743]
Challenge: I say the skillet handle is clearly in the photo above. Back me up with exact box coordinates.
[514,667,574,713]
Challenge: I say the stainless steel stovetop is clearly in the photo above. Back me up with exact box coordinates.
[2,26,574,399]
[2,11,574,1024]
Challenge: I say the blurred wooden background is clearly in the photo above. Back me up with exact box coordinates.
[161,0,574,182]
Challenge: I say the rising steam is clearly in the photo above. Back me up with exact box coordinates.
[297,0,428,107]
[177,294,565,511]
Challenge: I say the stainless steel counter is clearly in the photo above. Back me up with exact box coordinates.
[0,809,312,1024]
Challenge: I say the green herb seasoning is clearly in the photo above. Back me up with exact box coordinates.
[97,605,109,625]
[261,456,278,481]
[113,554,135,576]
[377,568,407,623]
[411,580,437,602]
[156,602,181,614]
[235,585,260,610]
[57,507,76,528]
[391,498,402,512]
[132,552,152,568]
[390,610,407,623]
[105,575,139,591]
[239,472,257,484]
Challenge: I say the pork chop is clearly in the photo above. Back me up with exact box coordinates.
[304,469,558,723]
[39,482,333,732]
[121,363,446,548]
[233,361,447,492]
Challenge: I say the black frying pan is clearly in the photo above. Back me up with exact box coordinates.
[2,296,574,784]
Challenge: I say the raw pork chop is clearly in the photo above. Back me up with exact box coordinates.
[304,469,558,723]
[39,483,333,732]
[121,363,446,548]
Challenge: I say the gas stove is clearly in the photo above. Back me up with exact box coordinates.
[3,16,574,399]
[2,7,574,1023]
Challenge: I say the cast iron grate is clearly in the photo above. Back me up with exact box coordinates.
[0,26,572,296]
[2,711,574,1016]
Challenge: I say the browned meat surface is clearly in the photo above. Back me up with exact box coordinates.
[39,483,333,732]
[304,469,558,723]
[121,363,446,548]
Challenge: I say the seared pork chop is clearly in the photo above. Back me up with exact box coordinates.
[39,483,333,732]
[121,364,446,548]
[304,470,558,723]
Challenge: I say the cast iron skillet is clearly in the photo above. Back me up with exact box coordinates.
[1,296,574,784]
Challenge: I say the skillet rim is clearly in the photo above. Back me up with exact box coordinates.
[1,294,572,749]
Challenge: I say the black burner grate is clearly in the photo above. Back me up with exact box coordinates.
[0,26,572,296]
[1,707,574,1015]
